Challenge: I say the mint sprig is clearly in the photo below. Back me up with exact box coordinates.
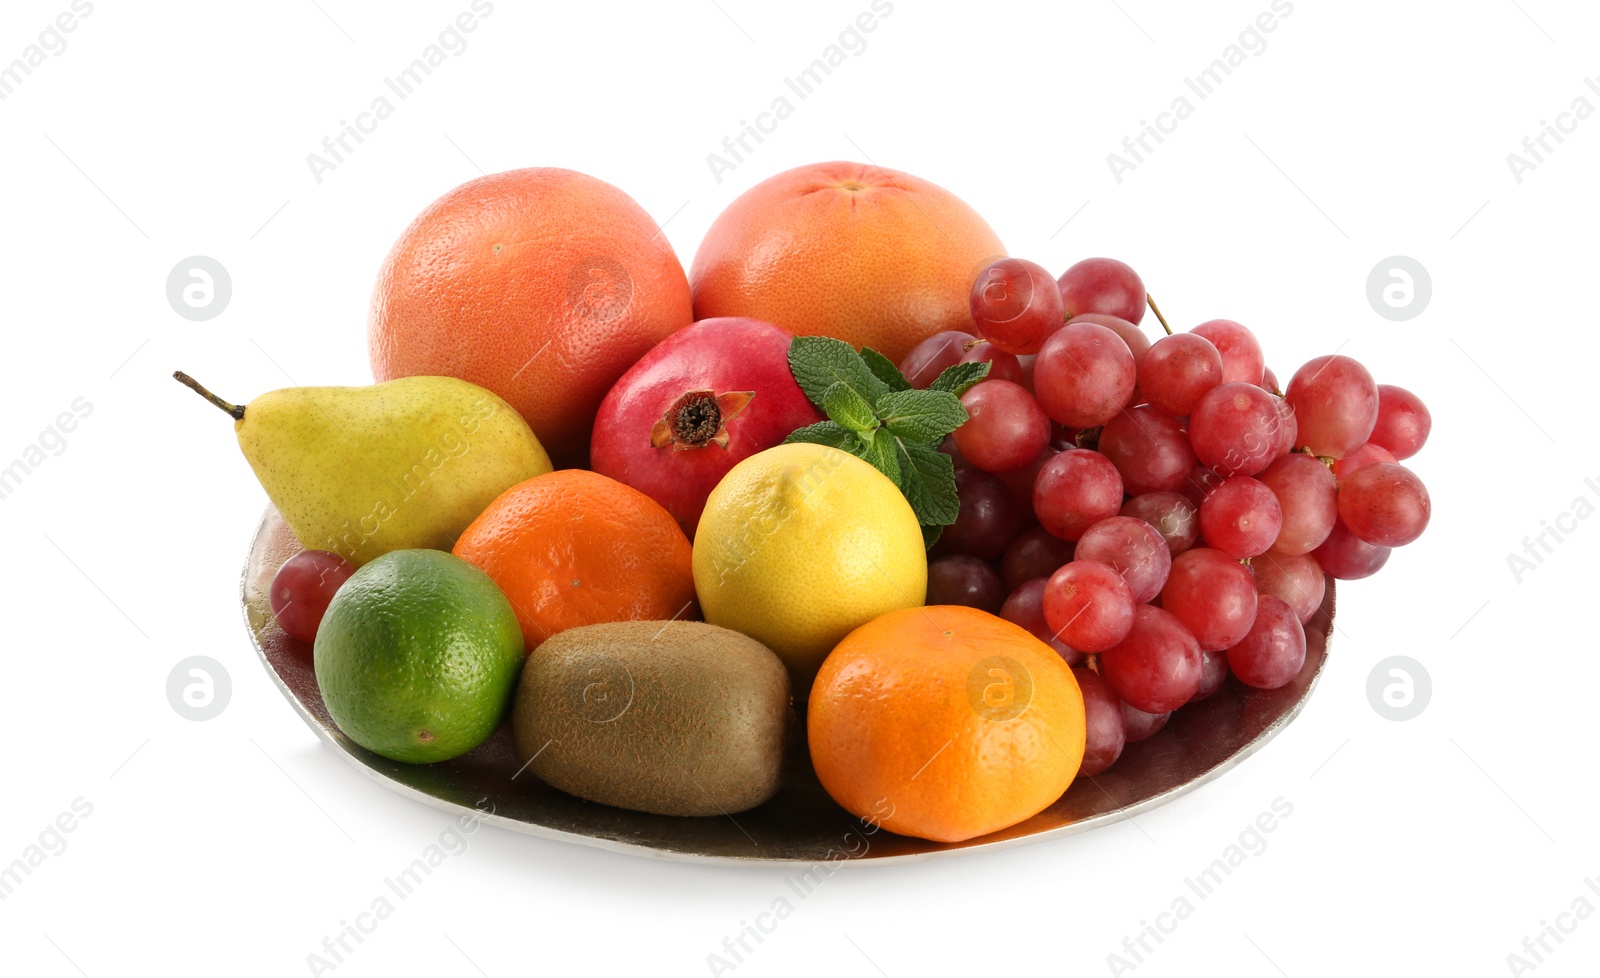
[927,360,991,397]
[784,420,861,453]
[787,336,889,407]
[821,382,879,434]
[784,337,990,546]
[877,389,966,443]
[859,347,911,394]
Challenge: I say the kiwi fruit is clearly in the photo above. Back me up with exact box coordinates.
[511,620,790,816]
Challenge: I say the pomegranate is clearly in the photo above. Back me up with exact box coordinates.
[590,318,823,537]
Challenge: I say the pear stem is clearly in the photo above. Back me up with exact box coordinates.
[1147,294,1173,335]
[173,371,245,420]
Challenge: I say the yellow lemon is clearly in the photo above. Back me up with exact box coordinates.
[692,443,927,693]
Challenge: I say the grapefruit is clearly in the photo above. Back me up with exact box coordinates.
[368,168,695,468]
[690,161,1005,365]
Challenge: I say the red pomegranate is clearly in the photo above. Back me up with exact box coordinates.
[590,318,823,537]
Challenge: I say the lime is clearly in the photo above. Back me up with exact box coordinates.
[314,549,524,764]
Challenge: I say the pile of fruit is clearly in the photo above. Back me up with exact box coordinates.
[189,161,1431,846]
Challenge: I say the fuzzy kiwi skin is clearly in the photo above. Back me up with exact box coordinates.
[512,620,790,816]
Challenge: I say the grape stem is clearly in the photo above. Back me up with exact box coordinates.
[1147,295,1173,335]
[173,371,245,420]
[1294,445,1337,470]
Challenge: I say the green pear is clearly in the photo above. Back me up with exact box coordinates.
[177,372,551,565]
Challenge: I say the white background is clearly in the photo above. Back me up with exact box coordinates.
[2,1,1596,975]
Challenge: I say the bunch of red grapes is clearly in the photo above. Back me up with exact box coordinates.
[906,256,1433,776]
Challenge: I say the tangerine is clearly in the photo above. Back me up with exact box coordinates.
[808,605,1085,843]
[452,470,696,650]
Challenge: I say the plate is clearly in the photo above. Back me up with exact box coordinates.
[243,508,1332,864]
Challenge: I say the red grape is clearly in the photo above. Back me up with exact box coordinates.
[1226,595,1307,689]
[1058,257,1146,324]
[969,258,1065,355]
[900,330,973,388]
[1179,463,1226,509]
[1069,313,1151,362]
[1271,397,1299,458]
[1049,422,1081,452]
[1001,579,1082,666]
[1188,382,1285,477]
[1260,454,1337,553]
[926,555,1005,613]
[996,447,1055,523]
[1252,551,1326,625]
[1258,453,1338,555]
[1043,560,1136,653]
[954,379,1051,474]
[1000,525,1075,591]
[1337,462,1430,547]
[1160,548,1258,651]
[1369,384,1431,460]
[1200,476,1284,558]
[1073,667,1126,775]
[933,467,1025,561]
[1191,647,1231,702]
[1100,605,1204,714]
[959,339,1024,385]
[1138,333,1224,417]
[1097,407,1196,496]
[1190,319,1265,386]
[1121,492,1200,556]
[1285,355,1379,458]
[1312,519,1391,579]
[1262,366,1279,394]
[1032,323,1137,428]
[1331,442,1396,480]
[1121,701,1170,743]
[1033,448,1124,541]
[1075,516,1172,604]
[270,550,355,644]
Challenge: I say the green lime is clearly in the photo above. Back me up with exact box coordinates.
[313,549,524,764]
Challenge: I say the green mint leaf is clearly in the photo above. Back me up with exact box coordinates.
[928,359,991,397]
[858,430,902,487]
[877,389,969,443]
[896,440,960,527]
[787,337,971,544]
[822,382,880,434]
[783,420,862,454]
[788,336,889,411]
[860,347,911,393]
